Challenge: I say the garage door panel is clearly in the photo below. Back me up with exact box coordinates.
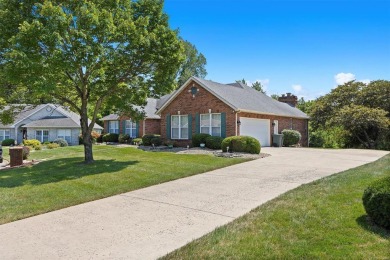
[240,117,270,147]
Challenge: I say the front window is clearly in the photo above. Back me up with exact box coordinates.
[0,129,10,141]
[200,113,221,136]
[58,129,72,144]
[109,121,119,134]
[36,130,49,142]
[125,120,137,138]
[171,115,188,139]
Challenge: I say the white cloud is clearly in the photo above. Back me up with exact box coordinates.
[359,79,371,84]
[335,72,356,85]
[292,84,303,92]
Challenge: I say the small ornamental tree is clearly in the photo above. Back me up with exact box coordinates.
[0,0,184,163]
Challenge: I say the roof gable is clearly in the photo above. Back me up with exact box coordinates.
[155,77,237,115]
[156,76,309,119]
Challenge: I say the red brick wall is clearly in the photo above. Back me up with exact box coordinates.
[104,116,161,138]
[160,80,237,147]
[238,112,308,146]
[141,119,161,136]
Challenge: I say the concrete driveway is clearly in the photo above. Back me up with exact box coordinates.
[0,148,388,259]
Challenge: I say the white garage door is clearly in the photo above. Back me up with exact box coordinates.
[240,117,270,147]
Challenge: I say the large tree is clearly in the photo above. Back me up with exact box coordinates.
[0,0,184,163]
[310,80,390,149]
[176,40,207,87]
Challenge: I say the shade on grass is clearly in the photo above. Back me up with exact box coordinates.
[162,154,390,259]
[0,145,248,224]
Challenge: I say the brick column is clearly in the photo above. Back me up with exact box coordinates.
[9,147,24,167]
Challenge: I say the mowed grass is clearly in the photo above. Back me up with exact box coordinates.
[162,154,390,260]
[0,145,248,224]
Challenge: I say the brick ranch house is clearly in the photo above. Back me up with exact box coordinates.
[102,76,309,147]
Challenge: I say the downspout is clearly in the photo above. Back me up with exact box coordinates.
[14,127,18,145]
[235,112,238,136]
[307,119,310,147]
[143,120,146,136]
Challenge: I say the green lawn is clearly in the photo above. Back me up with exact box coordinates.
[0,145,248,224]
[162,154,390,260]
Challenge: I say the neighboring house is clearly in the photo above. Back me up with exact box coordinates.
[0,104,103,145]
[101,98,162,138]
[102,76,309,147]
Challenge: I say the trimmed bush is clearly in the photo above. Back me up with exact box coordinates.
[23,139,41,149]
[34,145,42,151]
[151,136,162,146]
[96,133,103,143]
[142,134,161,146]
[43,141,50,145]
[221,136,261,154]
[205,136,224,150]
[118,134,131,144]
[133,138,142,145]
[53,138,68,147]
[1,138,15,146]
[282,129,302,146]
[102,133,119,142]
[192,133,211,147]
[362,176,390,229]
[22,146,30,160]
[46,143,60,149]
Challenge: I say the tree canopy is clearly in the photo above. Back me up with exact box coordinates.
[0,0,185,162]
[309,80,390,149]
[176,40,207,87]
[236,79,266,93]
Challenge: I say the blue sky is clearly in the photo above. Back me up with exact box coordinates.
[164,0,390,100]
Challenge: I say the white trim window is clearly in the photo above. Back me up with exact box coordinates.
[0,129,10,141]
[35,130,49,142]
[57,129,72,144]
[109,121,119,134]
[171,115,189,139]
[125,120,137,138]
[200,113,221,136]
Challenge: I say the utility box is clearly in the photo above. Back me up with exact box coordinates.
[9,147,24,167]
[272,134,284,147]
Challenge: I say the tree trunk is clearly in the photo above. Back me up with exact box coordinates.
[83,135,94,163]
[80,105,94,163]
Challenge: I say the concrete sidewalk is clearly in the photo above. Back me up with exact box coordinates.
[0,148,388,259]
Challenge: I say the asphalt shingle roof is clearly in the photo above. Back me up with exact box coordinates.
[0,104,103,129]
[101,77,309,120]
[0,104,46,127]
[101,98,161,121]
[23,118,80,128]
[167,77,309,119]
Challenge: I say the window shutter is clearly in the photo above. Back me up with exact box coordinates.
[221,112,226,138]
[188,114,192,140]
[122,120,126,134]
[135,121,139,137]
[104,121,109,133]
[195,113,200,134]
[166,114,171,139]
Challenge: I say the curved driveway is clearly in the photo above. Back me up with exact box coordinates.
[0,148,388,259]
